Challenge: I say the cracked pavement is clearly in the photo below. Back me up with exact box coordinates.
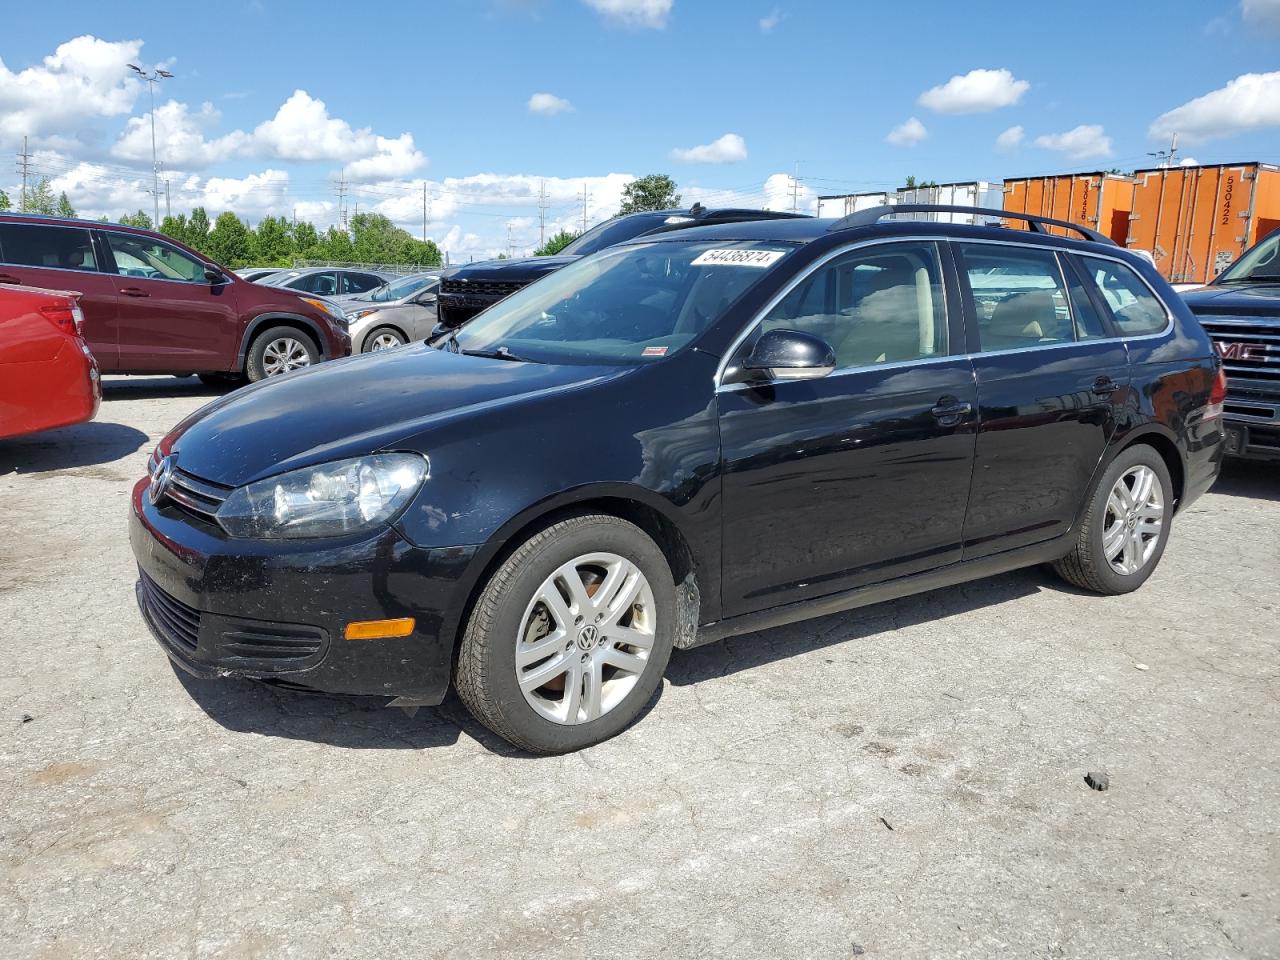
[1,376,1278,959]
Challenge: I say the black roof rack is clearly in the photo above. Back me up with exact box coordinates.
[829,204,1115,246]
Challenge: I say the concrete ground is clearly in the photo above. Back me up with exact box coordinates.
[1,376,1277,960]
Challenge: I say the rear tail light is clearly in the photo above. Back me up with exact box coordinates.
[1204,366,1228,422]
[39,303,77,334]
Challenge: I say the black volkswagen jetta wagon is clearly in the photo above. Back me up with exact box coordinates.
[131,205,1225,753]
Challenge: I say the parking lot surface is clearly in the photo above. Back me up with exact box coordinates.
[2,376,1278,960]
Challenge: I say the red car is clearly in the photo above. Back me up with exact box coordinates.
[0,214,351,383]
[0,284,100,439]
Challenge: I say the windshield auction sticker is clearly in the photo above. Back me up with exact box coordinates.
[691,248,787,268]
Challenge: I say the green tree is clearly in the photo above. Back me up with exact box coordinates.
[252,216,294,266]
[618,174,680,215]
[24,178,57,215]
[319,225,354,263]
[535,229,578,256]
[291,220,320,258]
[160,213,188,246]
[186,207,211,254]
[0,189,9,211]
[55,192,76,218]
[206,212,253,267]
[119,209,153,229]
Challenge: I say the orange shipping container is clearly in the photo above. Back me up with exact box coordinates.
[1003,173,1135,245]
[1128,162,1280,285]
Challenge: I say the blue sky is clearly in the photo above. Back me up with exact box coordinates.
[1,0,1277,259]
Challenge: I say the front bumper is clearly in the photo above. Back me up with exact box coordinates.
[1223,402,1280,461]
[129,477,477,702]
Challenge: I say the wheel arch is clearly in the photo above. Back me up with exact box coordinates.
[236,313,329,369]
[1114,425,1186,511]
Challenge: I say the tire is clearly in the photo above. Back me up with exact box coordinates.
[1052,444,1174,595]
[245,326,319,382]
[362,326,407,353]
[455,514,676,754]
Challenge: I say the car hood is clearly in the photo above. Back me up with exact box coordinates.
[446,255,578,283]
[1182,283,1280,317]
[166,345,619,487]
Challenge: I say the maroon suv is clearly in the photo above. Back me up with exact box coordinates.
[0,214,350,383]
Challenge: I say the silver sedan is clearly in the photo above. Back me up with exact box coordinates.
[345,273,443,352]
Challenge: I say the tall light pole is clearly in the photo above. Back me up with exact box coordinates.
[127,63,173,226]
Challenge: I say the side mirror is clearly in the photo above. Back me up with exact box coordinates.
[204,266,227,284]
[742,329,836,381]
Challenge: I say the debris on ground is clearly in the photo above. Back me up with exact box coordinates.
[879,816,895,831]
[1085,771,1110,791]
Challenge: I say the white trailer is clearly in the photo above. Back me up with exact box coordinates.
[817,181,1002,223]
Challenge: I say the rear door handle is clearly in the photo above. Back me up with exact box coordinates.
[1091,376,1118,397]
[120,286,150,297]
[931,396,973,424]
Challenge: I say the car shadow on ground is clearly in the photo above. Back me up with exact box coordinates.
[667,566,1047,687]
[101,375,230,400]
[1209,458,1280,503]
[0,420,150,475]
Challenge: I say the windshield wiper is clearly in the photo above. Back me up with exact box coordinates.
[461,345,540,363]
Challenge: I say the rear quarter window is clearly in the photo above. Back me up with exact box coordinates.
[1081,256,1168,336]
[0,223,98,271]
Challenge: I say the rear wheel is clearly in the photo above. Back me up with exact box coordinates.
[455,514,675,753]
[363,326,407,353]
[1052,444,1173,595]
[246,326,319,382]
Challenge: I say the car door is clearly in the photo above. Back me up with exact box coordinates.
[955,241,1130,559]
[717,241,978,616]
[405,279,440,339]
[0,221,120,369]
[99,229,240,373]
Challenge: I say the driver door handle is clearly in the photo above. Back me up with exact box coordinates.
[120,286,150,297]
[931,396,973,424]
[1091,376,1118,397]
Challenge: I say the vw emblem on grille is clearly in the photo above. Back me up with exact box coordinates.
[149,455,175,505]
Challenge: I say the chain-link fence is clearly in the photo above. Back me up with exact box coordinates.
[292,259,447,275]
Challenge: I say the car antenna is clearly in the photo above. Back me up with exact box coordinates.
[689,202,705,216]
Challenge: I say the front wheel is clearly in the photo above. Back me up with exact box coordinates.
[1052,444,1173,595]
[363,326,407,353]
[455,515,675,753]
[246,326,319,382]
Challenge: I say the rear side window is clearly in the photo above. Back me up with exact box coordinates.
[343,272,382,294]
[759,241,947,370]
[959,244,1073,351]
[1081,257,1168,336]
[291,272,338,295]
[0,223,97,271]
[104,232,205,281]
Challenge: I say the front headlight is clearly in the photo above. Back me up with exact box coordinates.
[216,453,429,539]
[350,307,379,320]
[302,296,349,327]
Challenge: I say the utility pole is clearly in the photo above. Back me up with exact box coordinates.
[1147,132,1179,168]
[505,221,515,258]
[17,135,31,211]
[164,179,171,220]
[537,178,549,246]
[791,161,800,214]
[581,183,591,233]
[127,63,174,228]
[335,173,348,228]
[422,182,430,242]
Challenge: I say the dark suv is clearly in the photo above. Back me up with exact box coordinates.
[0,214,350,383]
[1181,227,1280,460]
[130,205,1224,753]
[436,204,806,328]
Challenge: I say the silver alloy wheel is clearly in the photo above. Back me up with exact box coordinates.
[1102,464,1164,575]
[369,332,404,352]
[261,337,312,376]
[515,552,657,725]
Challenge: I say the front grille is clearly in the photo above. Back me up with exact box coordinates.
[1199,318,1280,389]
[439,278,527,300]
[138,571,200,654]
[219,623,326,663]
[165,468,231,523]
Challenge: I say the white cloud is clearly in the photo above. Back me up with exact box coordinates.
[112,100,248,168]
[760,8,784,32]
[0,35,143,147]
[1242,0,1280,31]
[528,92,573,115]
[1179,156,1200,166]
[886,117,927,146]
[682,173,818,215]
[995,124,1024,151]
[344,134,425,180]
[918,68,1029,114]
[1034,124,1113,159]
[1149,71,1280,143]
[670,133,747,164]
[581,0,672,29]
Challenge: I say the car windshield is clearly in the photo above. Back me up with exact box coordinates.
[1217,231,1280,283]
[448,240,795,365]
[559,214,671,257]
[368,274,438,302]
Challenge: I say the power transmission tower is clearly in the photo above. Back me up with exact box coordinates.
[422,183,430,242]
[791,161,801,213]
[581,183,591,233]
[17,136,31,211]
[335,173,349,228]
[537,179,549,246]
[1147,132,1179,168]
[505,221,516,258]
